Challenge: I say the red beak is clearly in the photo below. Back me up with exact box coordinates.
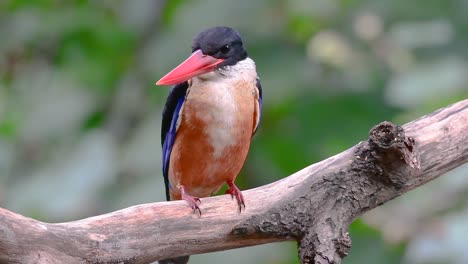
[156,50,224,86]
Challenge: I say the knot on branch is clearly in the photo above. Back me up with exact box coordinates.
[298,228,351,264]
[355,121,420,188]
[232,208,352,264]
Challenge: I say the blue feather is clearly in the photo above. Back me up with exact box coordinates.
[162,97,184,177]
[161,82,189,201]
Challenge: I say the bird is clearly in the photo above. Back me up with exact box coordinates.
[156,26,262,216]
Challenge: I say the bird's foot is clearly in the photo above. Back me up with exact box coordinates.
[226,181,245,212]
[180,186,201,216]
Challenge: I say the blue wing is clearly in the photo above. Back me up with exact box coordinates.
[161,82,189,201]
[253,78,262,134]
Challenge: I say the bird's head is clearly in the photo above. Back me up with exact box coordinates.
[156,26,248,86]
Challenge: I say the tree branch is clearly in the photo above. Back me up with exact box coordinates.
[1,100,467,264]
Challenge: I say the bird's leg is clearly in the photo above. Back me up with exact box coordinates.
[179,185,202,216]
[225,180,245,212]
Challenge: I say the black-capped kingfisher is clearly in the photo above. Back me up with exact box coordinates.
[156,26,262,215]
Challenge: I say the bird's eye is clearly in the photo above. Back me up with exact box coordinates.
[220,45,231,54]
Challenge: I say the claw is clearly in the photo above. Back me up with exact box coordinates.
[180,185,202,216]
[226,181,245,212]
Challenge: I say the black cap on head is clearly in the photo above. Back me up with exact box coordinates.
[191,26,248,67]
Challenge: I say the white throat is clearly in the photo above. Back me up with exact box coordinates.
[193,57,257,84]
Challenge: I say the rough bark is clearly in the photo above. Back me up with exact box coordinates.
[0,99,467,264]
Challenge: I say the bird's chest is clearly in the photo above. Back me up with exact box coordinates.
[179,80,256,158]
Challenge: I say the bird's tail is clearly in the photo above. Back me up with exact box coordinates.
[159,255,190,264]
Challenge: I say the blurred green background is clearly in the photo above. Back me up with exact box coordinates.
[1,0,467,263]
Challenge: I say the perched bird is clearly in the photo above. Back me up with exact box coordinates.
[156,26,262,215]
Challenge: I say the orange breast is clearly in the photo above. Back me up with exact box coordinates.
[168,80,258,200]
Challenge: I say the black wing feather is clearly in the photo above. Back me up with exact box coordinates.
[161,82,189,201]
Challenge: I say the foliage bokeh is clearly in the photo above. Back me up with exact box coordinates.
[1,0,467,263]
